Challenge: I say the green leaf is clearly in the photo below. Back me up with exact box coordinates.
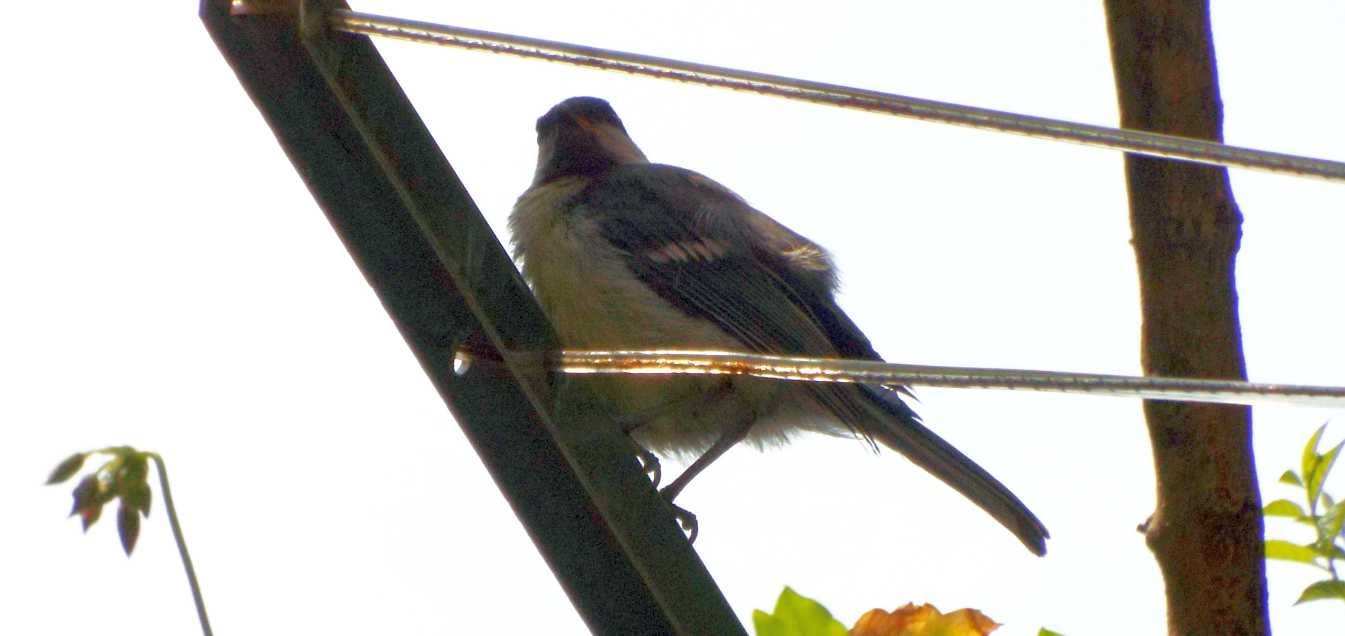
[70,474,115,532]
[1319,501,1345,543]
[1038,629,1067,636]
[80,501,105,532]
[46,453,87,485]
[753,587,847,636]
[1302,424,1327,489]
[1308,539,1337,561]
[1263,499,1306,518]
[1279,470,1303,486]
[1308,440,1344,509]
[92,476,117,507]
[1301,424,1332,506]
[752,610,782,636]
[70,475,99,517]
[117,501,140,556]
[1295,580,1345,604]
[122,481,153,518]
[1265,539,1321,565]
[117,452,149,489]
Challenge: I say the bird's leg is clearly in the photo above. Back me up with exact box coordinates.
[614,383,731,488]
[660,415,755,543]
[629,440,662,487]
[614,402,684,488]
[617,404,679,487]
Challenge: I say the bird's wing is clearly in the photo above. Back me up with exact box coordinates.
[576,164,877,361]
[574,164,1049,554]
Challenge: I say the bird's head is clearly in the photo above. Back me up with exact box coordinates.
[532,96,649,186]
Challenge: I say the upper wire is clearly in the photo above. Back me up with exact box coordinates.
[329,8,1345,183]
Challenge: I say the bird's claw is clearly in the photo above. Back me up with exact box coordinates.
[666,500,699,543]
[635,446,662,487]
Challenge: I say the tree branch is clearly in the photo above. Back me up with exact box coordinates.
[1103,2,1268,633]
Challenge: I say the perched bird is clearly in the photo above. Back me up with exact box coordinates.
[510,96,1049,555]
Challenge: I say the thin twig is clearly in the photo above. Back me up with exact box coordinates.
[149,453,213,636]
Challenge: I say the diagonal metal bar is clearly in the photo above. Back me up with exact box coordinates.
[329,8,1345,183]
[201,1,744,633]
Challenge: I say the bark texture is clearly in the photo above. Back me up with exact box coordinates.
[1103,2,1269,634]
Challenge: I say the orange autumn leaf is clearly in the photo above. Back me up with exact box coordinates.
[850,602,999,636]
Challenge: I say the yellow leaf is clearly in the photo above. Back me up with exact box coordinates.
[850,602,999,636]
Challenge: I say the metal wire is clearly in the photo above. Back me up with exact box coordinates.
[546,350,1345,408]
[330,8,1345,183]
[330,7,1345,408]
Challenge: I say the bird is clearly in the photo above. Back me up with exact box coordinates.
[509,96,1049,555]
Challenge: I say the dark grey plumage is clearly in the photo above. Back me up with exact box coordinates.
[511,96,1048,554]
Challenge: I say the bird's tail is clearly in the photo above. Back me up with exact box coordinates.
[855,384,1049,555]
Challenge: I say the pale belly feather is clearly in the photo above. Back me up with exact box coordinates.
[510,178,841,456]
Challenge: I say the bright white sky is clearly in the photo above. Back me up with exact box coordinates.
[4,1,1343,634]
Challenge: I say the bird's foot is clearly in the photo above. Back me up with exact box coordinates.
[634,445,662,487]
[665,499,699,543]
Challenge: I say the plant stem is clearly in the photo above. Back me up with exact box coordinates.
[150,453,213,636]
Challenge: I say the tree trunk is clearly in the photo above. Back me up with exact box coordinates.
[1102,2,1269,634]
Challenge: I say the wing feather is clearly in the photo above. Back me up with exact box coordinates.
[575,164,878,434]
[568,163,1048,554]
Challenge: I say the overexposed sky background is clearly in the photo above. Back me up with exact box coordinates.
[3,1,1343,634]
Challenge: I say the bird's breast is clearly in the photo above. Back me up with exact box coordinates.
[510,178,823,454]
[510,179,740,352]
